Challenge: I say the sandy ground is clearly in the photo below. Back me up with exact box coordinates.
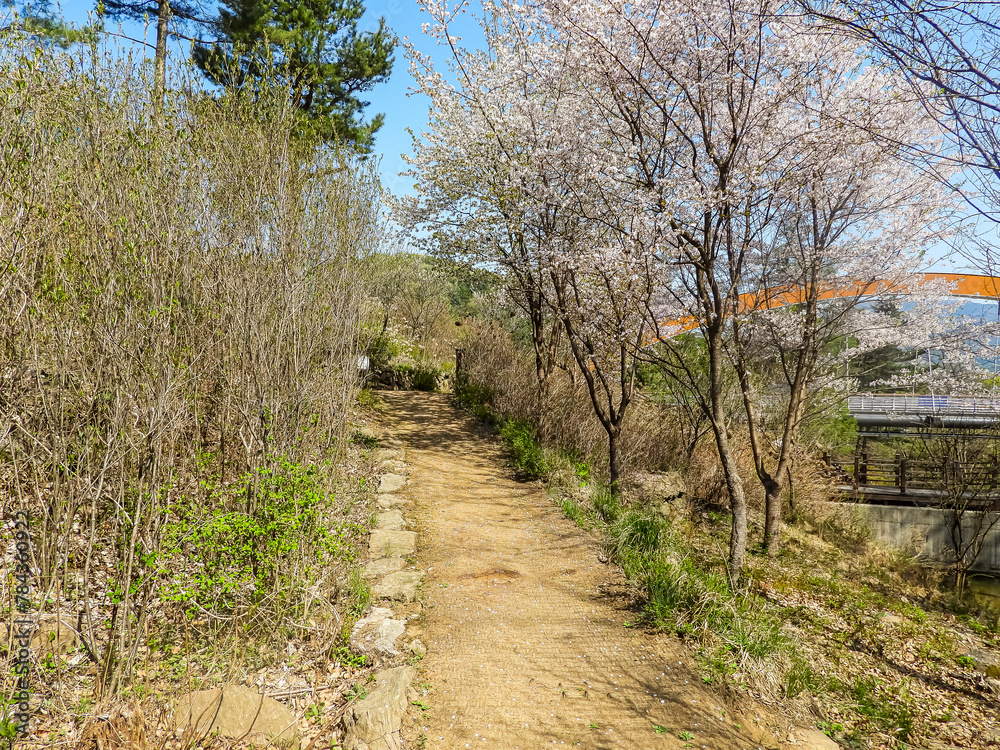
[380,392,763,750]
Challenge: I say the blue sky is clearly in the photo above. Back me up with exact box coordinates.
[48,0,478,198]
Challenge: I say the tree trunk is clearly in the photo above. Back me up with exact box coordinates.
[763,479,782,555]
[713,424,748,587]
[707,331,747,587]
[153,0,171,118]
[608,425,622,493]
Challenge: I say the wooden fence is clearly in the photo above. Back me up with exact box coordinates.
[824,453,1000,496]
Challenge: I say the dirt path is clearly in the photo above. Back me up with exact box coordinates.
[380,392,760,750]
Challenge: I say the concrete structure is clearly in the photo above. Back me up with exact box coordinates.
[822,502,1000,574]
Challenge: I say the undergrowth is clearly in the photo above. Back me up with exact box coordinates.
[455,376,551,480]
[596,494,790,693]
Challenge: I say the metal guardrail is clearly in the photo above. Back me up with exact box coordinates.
[849,393,1000,417]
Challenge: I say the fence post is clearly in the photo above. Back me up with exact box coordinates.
[455,348,465,378]
[898,457,907,495]
[859,452,869,486]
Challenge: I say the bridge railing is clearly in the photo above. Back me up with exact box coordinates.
[824,452,1000,496]
[849,393,1000,417]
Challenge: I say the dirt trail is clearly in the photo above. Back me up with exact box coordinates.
[381,392,761,750]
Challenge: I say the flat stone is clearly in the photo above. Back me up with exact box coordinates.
[378,474,405,493]
[379,460,408,474]
[793,728,840,750]
[341,666,416,750]
[174,685,299,748]
[376,510,406,530]
[368,530,416,558]
[379,449,405,462]
[362,558,405,580]
[987,677,1000,697]
[371,571,425,602]
[961,646,1000,678]
[376,494,404,509]
[408,639,426,657]
[349,608,405,658]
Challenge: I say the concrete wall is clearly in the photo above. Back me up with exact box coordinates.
[820,502,1000,574]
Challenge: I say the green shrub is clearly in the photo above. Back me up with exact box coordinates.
[393,362,441,391]
[600,503,789,689]
[610,509,670,557]
[453,376,494,415]
[364,330,401,370]
[561,497,588,528]
[350,430,379,449]
[499,418,549,479]
[411,363,440,391]
[591,485,621,523]
[162,458,361,617]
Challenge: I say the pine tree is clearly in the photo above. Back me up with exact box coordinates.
[2,0,100,47]
[193,0,393,150]
[99,0,212,111]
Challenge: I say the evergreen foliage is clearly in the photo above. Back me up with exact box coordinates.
[193,0,394,149]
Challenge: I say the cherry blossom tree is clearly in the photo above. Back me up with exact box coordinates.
[799,0,1000,228]
[405,0,957,582]
[401,2,572,436]
[403,0,653,483]
[532,0,954,570]
[727,30,955,554]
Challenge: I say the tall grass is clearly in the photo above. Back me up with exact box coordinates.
[597,497,789,696]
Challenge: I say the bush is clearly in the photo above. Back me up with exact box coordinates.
[454,376,494,412]
[411,363,441,391]
[364,329,401,370]
[162,459,362,617]
[390,362,441,391]
[500,418,550,479]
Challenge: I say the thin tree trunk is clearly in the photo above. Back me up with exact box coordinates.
[713,422,748,587]
[608,425,622,491]
[153,0,171,119]
[707,330,748,586]
[763,482,782,552]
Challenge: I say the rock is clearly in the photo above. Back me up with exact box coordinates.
[408,639,426,657]
[961,646,1000,678]
[341,666,416,750]
[793,728,840,750]
[368,530,416,558]
[349,608,405,657]
[375,510,406,531]
[174,685,299,748]
[623,472,687,512]
[881,614,903,626]
[379,449,405,462]
[379,460,408,474]
[376,494,404,509]
[362,558,405,580]
[29,615,79,656]
[371,571,425,602]
[378,474,405,494]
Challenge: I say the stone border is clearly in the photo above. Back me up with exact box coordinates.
[343,442,422,750]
